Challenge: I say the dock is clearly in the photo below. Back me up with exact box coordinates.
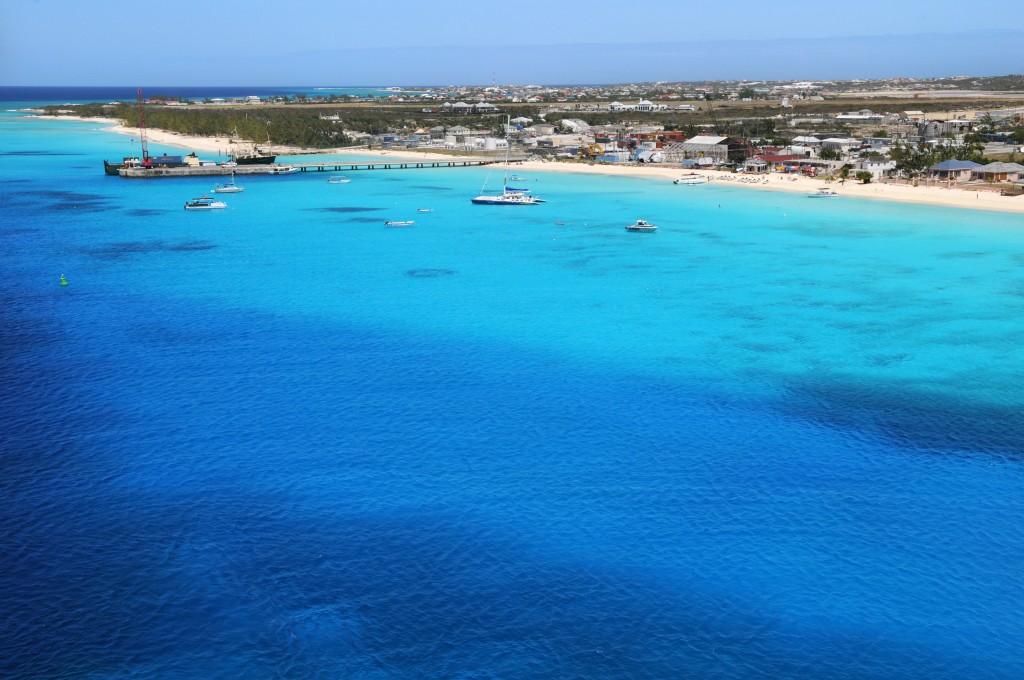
[117,158,513,178]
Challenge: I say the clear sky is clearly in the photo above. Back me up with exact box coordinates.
[2,0,1021,85]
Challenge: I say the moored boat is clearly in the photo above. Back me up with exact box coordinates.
[808,188,839,197]
[233,145,276,165]
[327,175,351,184]
[213,174,244,193]
[184,196,227,210]
[104,157,142,176]
[384,220,415,227]
[473,116,545,206]
[674,173,707,185]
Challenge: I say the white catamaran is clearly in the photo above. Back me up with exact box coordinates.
[472,117,545,205]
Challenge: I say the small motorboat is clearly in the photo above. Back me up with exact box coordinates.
[327,175,351,184]
[184,196,227,210]
[384,220,415,227]
[674,174,707,185]
[808,188,839,197]
[625,219,658,232]
[417,208,433,213]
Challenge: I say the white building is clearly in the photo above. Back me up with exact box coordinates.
[820,138,860,155]
[608,99,667,112]
[560,118,591,133]
[851,159,897,180]
[835,109,884,124]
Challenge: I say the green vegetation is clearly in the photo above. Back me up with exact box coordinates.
[889,138,987,177]
[41,102,354,149]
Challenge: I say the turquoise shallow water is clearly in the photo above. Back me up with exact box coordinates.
[2,104,1024,678]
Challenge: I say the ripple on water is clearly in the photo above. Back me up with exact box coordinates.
[406,269,456,278]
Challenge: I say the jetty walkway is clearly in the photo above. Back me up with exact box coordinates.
[117,158,518,178]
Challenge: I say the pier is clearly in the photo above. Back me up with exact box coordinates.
[117,158,514,178]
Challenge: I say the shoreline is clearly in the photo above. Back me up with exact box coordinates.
[42,114,1024,215]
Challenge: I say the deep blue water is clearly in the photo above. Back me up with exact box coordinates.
[2,108,1024,678]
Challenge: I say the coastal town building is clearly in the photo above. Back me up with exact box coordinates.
[927,159,983,181]
[971,162,1024,183]
[835,109,886,124]
[674,135,754,163]
[608,100,668,112]
[821,137,860,155]
[850,159,897,180]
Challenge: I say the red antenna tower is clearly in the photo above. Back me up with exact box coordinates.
[136,88,150,164]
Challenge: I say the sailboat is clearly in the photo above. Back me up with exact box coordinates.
[472,117,545,205]
[213,172,244,193]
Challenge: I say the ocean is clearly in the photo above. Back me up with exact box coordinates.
[2,94,1024,679]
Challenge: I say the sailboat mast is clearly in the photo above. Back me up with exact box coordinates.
[502,115,510,192]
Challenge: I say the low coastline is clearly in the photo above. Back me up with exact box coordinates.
[53,114,1024,215]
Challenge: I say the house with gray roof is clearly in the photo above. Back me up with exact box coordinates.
[970,162,1024,183]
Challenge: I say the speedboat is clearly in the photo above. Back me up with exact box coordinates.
[327,175,351,184]
[674,174,707,185]
[808,188,839,197]
[626,219,658,232]
[417,208,433,213]
[269,165,298,174]
[384,220,415,227]
[184,196,227,210]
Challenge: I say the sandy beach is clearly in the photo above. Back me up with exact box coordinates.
[50,114,1024,215]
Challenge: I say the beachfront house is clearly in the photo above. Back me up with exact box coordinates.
[970,162,1024,183]
[927,159,982,181]
[742,158,770,173]
[850,159,897,181]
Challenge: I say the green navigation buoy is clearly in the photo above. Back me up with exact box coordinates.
[60,274,68,286]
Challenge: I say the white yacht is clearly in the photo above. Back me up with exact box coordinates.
[625,219,658,232]
[184,196,227,210]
